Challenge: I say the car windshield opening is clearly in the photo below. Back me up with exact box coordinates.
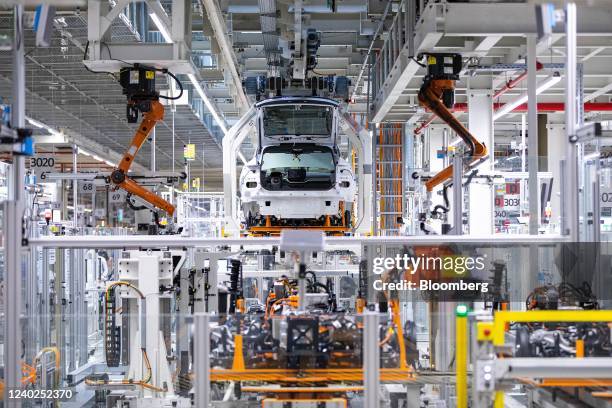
[260,145,335,191]
[262,104,333,137]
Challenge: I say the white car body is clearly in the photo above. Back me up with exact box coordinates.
[239,97,357,227]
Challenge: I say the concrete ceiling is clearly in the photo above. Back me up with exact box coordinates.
[1,0,612,190]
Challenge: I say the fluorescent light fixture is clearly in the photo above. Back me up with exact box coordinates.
[78,147,91,157]
[187,73,228,134]
[493,73,562,121]
[26,116,62,136]
[149,12,172,43]
[79,147,116,166]
[27,117,45,128]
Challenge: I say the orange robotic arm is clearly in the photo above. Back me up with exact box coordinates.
[418,79,487,191]
[110,100,176,216]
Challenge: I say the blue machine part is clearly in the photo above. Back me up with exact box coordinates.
[21,136,34,156]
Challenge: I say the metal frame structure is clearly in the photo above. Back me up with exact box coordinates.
[222,104,372,236]
[458,310,612,408]
[28,234,569,249]
[4,5,26,405]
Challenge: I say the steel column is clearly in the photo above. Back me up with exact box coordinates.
[452,155,463,235]
[73,144,78,227]
[68,247,76,371]
[41,247,50,349]
[4,5,26,405]
[467,87,494,235]
[151,127,156,172]
[565,3,579,240]
[592,174,601,243]
[527,35,539,235]
[194,313,211,407]
[3,201,23,407]
[363,312,380,408]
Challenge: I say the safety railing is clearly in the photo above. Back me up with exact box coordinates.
[371,0,416,100]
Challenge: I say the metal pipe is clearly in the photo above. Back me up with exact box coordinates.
[369,50,378,236]
[470,62,564,72]
[73,144,78,227]
[414,115,435,135]
[565,2,579,241]
[28,234,570,249]
[593,175,601,242]
[194,314,211,407]
[454,102,612,112]
[151,127,156,172]
[521,114,526,173]
[5,6,26,405]
[413,102,612,135]
[493,61,544,99]
[527,35,539,235]
[452,155,463,235]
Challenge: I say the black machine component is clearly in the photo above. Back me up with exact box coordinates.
[287,317,319,368]
[244,75,350,101]
[118,64,183,123]
[527,281,598,311]
[228,259,244,313]
[119,64,158,123]
[489,261,509,309]
[516,280,609,358]
[358,259,367,305]
[104,287,121,367]
[305,28,321,72]
[421,53,462,109]
[514,322,612,358]
[424,53,462,80]
[208,311,406,371]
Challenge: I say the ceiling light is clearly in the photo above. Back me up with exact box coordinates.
[26,117,45,128]
[187,73,228,134]
[493,73,562,121]
[26,116,62,136]
[78,147,92,157]
[149,12,172,43]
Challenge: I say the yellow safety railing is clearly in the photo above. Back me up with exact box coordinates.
[487,310,612,407]
[455,305,469,408]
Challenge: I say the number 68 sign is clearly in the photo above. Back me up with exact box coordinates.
[79,181,95,194]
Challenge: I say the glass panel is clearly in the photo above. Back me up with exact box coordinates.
[263,105,333,137]
[5,239,610,405]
